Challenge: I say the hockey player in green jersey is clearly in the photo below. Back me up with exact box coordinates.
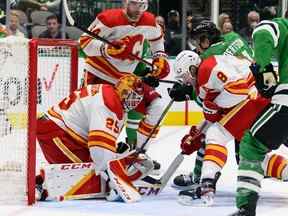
[173,20,254,189]
[231,18,288,216]
[196,20,253,60]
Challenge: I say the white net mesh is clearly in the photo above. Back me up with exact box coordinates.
[0,36,30,203]
[0,37,76,204]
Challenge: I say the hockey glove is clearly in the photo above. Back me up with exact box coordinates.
[202,100,223,122]
[151,55,170,79]
[168,83,194,101]
[142,75,159,88]
[250,63,278,98]
[104,34,144,61]
[181,126,205,155]
[116,142,132,154]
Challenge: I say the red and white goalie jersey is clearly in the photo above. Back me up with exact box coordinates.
[197,55,256,109]
[47,84,126,152]
[43,84,161,154]
[79,9,165,83]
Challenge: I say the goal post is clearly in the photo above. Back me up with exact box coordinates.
[0,37,78,205]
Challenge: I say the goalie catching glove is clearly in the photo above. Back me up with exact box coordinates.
[105,150,154,203]
[102,34,144,61]
[250,63,278,98]
[181,126,205,155]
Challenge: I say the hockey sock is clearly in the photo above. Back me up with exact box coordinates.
[202,144,227,179]
[193,146,205,181]
[126,110,143,146]
[263,154,288,180]
[236,131,268,209]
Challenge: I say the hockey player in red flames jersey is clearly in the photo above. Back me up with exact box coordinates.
[168,51,288,206]
[36,74,164,202]
[79,0,169,85]
[79,0,169,172]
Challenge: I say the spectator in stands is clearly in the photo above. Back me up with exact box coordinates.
[218,13,231,33]
[239,11,259,46]
[222,21,233,34]
[156,15,165,33]
[13,0,48,12]
[39,14,69,39]
[6,12,25,37]
[165,9,182,56]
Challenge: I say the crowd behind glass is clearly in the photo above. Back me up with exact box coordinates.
[0,0,284,56]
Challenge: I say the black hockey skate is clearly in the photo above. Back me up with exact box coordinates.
[177,178,216,206]
[177,172,221,206]
[229,192,259,216]
[35,169,48,201]
[172,172,200,190]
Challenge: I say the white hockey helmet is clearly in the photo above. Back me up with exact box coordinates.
[125,0,148,12]
[174,50,201,86]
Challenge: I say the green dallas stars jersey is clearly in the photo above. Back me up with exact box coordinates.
[253,18,288,84]
[201,31,253,60]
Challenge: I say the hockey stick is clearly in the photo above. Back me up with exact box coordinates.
[159,80,178,84]
[136,98,174,154]
[62,0,154,69]
[156,120,209,192]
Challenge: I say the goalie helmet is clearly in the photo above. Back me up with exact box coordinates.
[174,50,201,86]
[115,74,144,111]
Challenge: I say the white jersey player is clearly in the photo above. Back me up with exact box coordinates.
[79,0,169,85]
[169,51,288,205]
[36,74,163,202]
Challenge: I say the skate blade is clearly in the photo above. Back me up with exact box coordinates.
[177,194,214,207]
[171,183,200,191]
[150,169,161,176]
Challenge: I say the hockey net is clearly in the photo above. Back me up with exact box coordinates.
[0,37,78,205]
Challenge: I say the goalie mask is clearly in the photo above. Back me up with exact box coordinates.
[115,74,144,112]
[174,50,201,86]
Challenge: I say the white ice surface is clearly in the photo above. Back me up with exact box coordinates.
[1,126,288,216]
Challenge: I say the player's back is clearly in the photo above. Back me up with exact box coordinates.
[201,31,253,61]
[198,55,254,108]
[47,84,125,139]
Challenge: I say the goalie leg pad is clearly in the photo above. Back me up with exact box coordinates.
[107,157,141,203]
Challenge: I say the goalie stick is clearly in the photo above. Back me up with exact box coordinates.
[62,0,154,69]
[136,98,174,154]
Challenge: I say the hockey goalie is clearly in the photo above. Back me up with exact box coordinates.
[36,74,164,203]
